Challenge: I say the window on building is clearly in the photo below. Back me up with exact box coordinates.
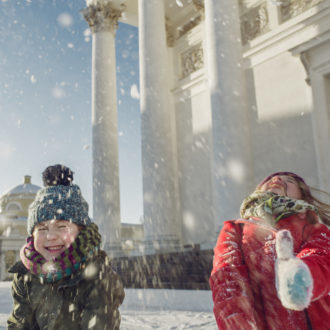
[5,202,22,212]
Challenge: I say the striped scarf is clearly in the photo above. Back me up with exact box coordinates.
[20,223,101,283]
[240,191,318,225]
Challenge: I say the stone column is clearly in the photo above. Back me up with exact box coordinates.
[0,244,4,281]
[82,1,125,254]
[308,61,330,191]
[204,0,253,231]
[139,0,181,252]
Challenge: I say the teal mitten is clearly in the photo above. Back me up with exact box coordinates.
[275,230,313,311]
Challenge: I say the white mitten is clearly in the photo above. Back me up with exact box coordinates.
[275,230,313,311]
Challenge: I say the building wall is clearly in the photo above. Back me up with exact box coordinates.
[89,0,330,253]
[174,85,214,245]
[247,51,319,187]
[168,0,329,249]
[170,21,215,247]
[0,238,25,280]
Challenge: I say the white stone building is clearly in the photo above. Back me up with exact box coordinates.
[0,176,41,280]
[0,175,145,279]
[82,0,330,255]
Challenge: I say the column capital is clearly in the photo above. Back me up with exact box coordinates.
[82,2,126,33]
[192,0,204,12]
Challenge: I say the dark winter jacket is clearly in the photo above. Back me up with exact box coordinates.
[7,250,125,330]
[210,213,330,329]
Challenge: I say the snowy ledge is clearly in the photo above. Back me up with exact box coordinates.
[0,282,213,313]
[120,288,213,312]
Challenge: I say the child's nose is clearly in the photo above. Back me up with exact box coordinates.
[46,229,58,240]
[272,176,282,183]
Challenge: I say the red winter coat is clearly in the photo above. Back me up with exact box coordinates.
[210,213,330,329]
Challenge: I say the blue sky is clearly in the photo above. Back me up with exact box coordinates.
[0,0,143,223]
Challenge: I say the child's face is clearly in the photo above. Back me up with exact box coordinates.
[33,219,80,260]
[259,175,302,199]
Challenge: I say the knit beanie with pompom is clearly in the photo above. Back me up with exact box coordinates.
[27,164,92,235]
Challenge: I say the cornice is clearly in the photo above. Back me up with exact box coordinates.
[242,1,330,68]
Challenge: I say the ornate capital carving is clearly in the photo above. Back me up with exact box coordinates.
[240,2,269,44]
[280,0,324,23]
[82,2,126,33]
[192,0,204,12]
[181,43,204,79]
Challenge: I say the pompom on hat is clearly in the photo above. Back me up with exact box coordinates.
[27,164,92,235]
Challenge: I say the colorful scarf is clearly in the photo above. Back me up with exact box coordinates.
[240,191,318,225]
[20,223,101,283]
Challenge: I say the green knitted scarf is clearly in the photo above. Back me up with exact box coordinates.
[240,191,318,225]
[20,223,101,283]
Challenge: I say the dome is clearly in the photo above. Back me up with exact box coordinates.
[2,175,41,197]
[0,176,41,228]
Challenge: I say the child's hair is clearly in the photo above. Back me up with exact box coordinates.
[257,171,330,226]
[297,180,330,226]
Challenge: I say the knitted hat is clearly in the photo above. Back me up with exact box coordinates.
[27,164,92,235]
[257,172,309,191]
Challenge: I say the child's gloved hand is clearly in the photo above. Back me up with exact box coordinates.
[275,230,313,311]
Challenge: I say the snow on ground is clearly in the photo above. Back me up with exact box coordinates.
[0,281,217,329]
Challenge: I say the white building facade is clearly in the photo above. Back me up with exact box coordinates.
[83,0,330,255]
[0,176,41,280]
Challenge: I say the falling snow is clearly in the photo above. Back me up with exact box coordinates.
[0,282,216,330]
[176,0,184,7]
[130,84,140,100]
[30,75,37,84]
[83,28,91,42]
[57,13,74,28]
[52,87,66,99]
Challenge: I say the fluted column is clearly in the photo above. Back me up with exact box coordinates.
[0,248,4,280]
[139,0,181,251]
[204,0,252,230]
[83,1,125,254]
[308,62,330,191]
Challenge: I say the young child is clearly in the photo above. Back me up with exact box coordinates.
[210,172,330,329]
[7,164,125,330]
